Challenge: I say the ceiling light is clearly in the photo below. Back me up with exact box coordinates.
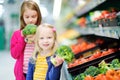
[53,0,62,20]
[0,0,4,3]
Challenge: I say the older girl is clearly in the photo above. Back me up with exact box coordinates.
[10,1,42,80]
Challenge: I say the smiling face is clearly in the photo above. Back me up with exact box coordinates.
[23,8,38,25]
[38,27,55,51]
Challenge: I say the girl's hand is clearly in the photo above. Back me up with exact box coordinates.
[26,34,35,43]
[54,56,64,67]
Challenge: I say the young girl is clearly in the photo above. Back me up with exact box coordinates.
[26,23,64,80]
[10,1,42,80]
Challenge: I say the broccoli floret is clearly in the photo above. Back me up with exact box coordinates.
[98,60,112,74]
[74,73,85,80]
[110,59,120,69]
[84,66,100,77]
[22,24,37,36]
[56,45,74,63]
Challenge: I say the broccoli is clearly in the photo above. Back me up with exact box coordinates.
[98,60,112,74]
[22,24,37,36]
[74,73,85,80]
[84,66,100,77]
[55,45,75,63]
[110,59,120,69]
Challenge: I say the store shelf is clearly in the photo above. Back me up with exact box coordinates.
[75,0,120,18]
[74,34,119,58]
[77,26,120,39]
[75,0,106,17]
[75,46,99,59]
[65,0,120,78]
[68,50,120,76]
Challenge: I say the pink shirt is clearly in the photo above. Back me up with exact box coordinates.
[10,30,26,80]
[23,43,34,73]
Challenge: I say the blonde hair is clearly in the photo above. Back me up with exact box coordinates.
[32,23,58,60]
[20,0,42,30]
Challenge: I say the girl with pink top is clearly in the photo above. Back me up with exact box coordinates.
[10,0,42,80]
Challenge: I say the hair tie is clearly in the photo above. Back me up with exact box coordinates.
[52,27,56,32]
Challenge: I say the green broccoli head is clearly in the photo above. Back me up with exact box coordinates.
[55,45,74,63]
[22,24,37,36]
[98,60,112,74]
[110,59,120,69]
[74,73,85,80]
[84,66,100,77]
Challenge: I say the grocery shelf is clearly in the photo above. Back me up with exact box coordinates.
[77,26,120,39]
[75,0,120,18]
[65,0,120,78]
[74,34,119,58]
[68,50,120,76]
[75,0,106,17]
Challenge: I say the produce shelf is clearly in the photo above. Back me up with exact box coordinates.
[68,50,120,76]
[74,34,119,59]
[75,45,99,59]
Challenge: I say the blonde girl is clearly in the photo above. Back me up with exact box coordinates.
[10,0,42,80]
[26,23,64,80]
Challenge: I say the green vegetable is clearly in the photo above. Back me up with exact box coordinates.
[98,60,112,74]
[22,24,37,36]
[55,45,74,63]
[74,73,85,80]
[84,66,100,77]
[110,59,120,69]
[74,66,99,80]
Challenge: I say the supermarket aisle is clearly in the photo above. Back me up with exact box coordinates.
[0,50,15,80]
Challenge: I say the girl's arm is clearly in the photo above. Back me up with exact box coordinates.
[49,63,63,80]
[48,57,63,80]
[10,30,26,59]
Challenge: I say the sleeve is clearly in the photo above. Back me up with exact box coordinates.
[48,61,63,80]
[10,30,26,59]
[26,58,35,80]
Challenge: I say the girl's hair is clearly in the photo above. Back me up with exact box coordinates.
[20,0,42,30]
[32,23,58,60]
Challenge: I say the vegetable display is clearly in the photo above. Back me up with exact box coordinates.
[22,24,37,36]
[74,66,100,80]
[51,45,75,65]
[74,58,120,80]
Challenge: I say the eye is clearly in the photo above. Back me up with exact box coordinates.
[48,37,52,39]
[40,37,43,39]
[24,15,29,18]
[32,15,37,18]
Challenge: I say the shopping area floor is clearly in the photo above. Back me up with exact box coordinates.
[0,50,15,80]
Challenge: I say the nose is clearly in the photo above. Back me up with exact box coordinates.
[43,39,48,43]
[29,19,33,23]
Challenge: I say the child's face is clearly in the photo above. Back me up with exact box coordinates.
[23,8,38,25]
[38,27,55,51]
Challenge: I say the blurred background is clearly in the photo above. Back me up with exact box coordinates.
[0,0,120,79]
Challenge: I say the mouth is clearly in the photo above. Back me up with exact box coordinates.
[43,44,49,47]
